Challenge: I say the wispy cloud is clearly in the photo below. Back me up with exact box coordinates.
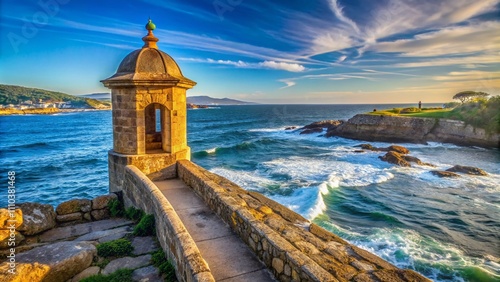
[373,21,500,57]
[432,70,500,81]
[180,58,306,72]
[394,53,499,68]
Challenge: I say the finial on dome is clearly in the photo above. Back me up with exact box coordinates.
[142,18,159,49]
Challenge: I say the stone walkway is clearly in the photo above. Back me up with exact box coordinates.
[155,179,275,282]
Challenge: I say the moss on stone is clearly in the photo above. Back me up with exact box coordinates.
[80,268,133,282]
[133,214,155,236]
[96,239,133,257]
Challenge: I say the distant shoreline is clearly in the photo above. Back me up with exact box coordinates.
[0,108,111,116]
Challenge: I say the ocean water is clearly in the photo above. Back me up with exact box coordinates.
[1,105,499,281]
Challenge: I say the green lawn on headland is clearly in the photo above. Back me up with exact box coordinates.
[368,96,500,133]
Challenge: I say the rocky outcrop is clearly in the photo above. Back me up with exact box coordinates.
[379,152,411,167]
[17,203,56,235]
[0,241,96,282]
[300,128,323,135]
[446,165,488,176]
[327,114,499,148]
[359,144,410,154]
[301,120,343,134]
[378,151,434,167]
[431,171,460,178]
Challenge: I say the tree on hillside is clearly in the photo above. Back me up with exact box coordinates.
[453,91,489,104]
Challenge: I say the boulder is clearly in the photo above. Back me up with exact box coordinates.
[69,266,100,282]
[356,144,410,154]
[56,212,83,223]
[0,229,24,249]
[17,203,56,235]
[431,171,460,178]
[446,165,488,176]
[0,241,96,282]
[403,156,434,167]
[0,208,23,229]
[56,199,92,215]
[285,126,297,130]
[360,144,376,150]
[300,128,323,135]
[91,209,110,221]
[379,152,411,167]
[102,254,152,275]
[385,145,410,154]
[92,193,118,210]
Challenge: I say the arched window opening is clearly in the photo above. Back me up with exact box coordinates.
[145,103,171,153]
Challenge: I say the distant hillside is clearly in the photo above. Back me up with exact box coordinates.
[187,96,256,105]
[78,93,111,100]
[0,85,110,108]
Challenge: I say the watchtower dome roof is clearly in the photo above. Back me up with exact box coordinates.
[102,19,196,88]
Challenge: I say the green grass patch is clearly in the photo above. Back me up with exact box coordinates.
[151,250,176,282]
[81,268,133,282]
[96,239,133,257]
[124,206,145,222]
[108,199,124,217]
[133,214,155,236]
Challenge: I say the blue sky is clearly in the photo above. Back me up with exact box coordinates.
[1,0,499,104]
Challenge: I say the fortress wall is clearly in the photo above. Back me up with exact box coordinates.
[177,160,429,282]
[122,165,215,282]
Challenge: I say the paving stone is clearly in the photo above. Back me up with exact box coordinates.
[98,229,131,243]
[102,254,152,275]
[39,218,133,242]
[131,236,159,255]
[75,226,131,242]
[132,265,163,282]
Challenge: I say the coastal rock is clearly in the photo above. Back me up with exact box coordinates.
[0,208,23,229]
[91,209,110,221]
[17,202,56,235]
[92,193,118,210]
[300,128,323,135]
[357,144,410,154]
[56,199,92,215]
[0,230,24,249]
[285,126,297,130]
[326,113,499,148]
[303,120,343,130]
[360,144,376,150]
[1,241,96,282]
[431,171,460,178]
[403,156,434,167]
[446,165,488,176]
[379,152,411,167]
[56,212,83,223]
[385,145,410,154]
[102,254,152,275]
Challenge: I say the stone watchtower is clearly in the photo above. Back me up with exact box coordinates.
[102,19,196,192]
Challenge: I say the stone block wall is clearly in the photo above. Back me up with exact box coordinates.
[108,149,188,192]
[122,165,215,282]
[177,160,429,282]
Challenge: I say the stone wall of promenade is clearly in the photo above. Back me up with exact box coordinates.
[122,165,215,282]
[177,160,429,282]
